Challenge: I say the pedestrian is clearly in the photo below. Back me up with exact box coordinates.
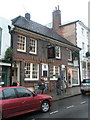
[38,77,45,94]
[12,82,17,86]
[56,78,62,95]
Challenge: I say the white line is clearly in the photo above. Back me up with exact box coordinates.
[66,105,74,109]
[50,110,58,115]
[80,101,86,104]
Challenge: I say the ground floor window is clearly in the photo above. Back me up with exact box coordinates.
[24,63,39,80]
[68,67,79,86]
[50,65,60,80]
[72,69,79,85]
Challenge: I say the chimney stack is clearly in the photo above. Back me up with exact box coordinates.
[25,13,30,20]
[52,5,61,31]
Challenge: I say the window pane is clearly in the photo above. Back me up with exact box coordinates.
[0,92,3,100]
[3,88,17,99]
[25,63,31,78]
[16,88,33,97]
[32,63,38,79]
[29,38,37,54]
[17,35,26,51]
[55,46,61,58]
[50,66,53,78]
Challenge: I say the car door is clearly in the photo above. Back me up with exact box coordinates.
[16,88,36,112]
[2,88,24,118]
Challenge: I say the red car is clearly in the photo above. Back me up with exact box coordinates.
[0,86,52,119]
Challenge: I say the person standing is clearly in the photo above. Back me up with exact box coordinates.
[38,77,45,94]
[56,78,62,95]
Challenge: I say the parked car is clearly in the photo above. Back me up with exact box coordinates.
[0,86,52,119]
[81,79,90,94]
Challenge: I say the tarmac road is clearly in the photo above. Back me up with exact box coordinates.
[7,94,89,120]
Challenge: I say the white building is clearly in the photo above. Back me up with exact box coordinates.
[0,17,11,86]
[59,20,89,82]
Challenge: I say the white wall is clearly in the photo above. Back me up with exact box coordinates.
[0,17,11,59]
[76,21,88,81]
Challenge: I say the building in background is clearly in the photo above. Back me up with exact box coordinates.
[0,17,11,86]
[51,6,89,82]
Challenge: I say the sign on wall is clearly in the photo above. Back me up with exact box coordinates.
[48,46,55,59]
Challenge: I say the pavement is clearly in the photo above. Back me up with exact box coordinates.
[48,86,81,101]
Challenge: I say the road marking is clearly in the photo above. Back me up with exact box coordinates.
[50,110,58,115]
[80,101,86,104]
[66,105,74,109]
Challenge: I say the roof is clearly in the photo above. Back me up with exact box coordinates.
[12,16,80,49]
[60,20,88,31]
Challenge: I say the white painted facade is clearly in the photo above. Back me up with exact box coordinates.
[0,17,11,60]
[76,21,88,81]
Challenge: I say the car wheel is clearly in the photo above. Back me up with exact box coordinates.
[41,100,50,113]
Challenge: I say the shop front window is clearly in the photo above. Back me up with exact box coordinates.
[72,70,78,85]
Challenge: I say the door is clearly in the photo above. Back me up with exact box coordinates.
[16,88,36,112]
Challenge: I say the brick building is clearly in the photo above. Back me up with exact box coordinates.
[9,12,80,91]
[52,6,89,81]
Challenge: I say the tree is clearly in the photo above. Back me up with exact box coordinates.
[4,47,13,62]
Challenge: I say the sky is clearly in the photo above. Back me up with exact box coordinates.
[0,0,89,26]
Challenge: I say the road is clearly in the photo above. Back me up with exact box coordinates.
[7,94,90,120]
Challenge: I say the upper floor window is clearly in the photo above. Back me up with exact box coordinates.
[17,35,26,52]
[68,50,72,61]
[81,28,84,36]
[86,32,88,38]
[29,38,37,54]
[55,46,61,59]
[0,28,2,55]
[24,62,39,80]
[82,42,85,49]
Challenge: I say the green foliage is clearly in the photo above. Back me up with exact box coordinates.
[86,51,90,57]
[4,47,13,62]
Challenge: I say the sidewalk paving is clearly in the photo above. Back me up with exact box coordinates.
[48,86,81,101]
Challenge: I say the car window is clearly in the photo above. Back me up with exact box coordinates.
[3,88,17,100]
[0,91,4,100]
[16,88,33,98]
[82,79,90,83]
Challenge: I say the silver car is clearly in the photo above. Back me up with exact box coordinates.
[81,79,90,94]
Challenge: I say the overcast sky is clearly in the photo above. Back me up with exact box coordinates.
[0,0,89,26]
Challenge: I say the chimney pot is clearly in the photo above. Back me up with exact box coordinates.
[25,13,30,20]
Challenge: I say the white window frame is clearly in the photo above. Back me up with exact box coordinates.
[24,63,39,81]
[17,34,26,52]
[50,65,60,80]
[68,50,72,61]
[55,46,61,59]
[29,38,37,54]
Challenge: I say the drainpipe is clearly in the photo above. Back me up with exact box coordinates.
[8,25,14,86]
[78,52,81,85]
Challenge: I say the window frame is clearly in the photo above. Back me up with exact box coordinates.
[68,50,72,61]
[2,88,17,100]
[17,34,26,52]
[55,46,61,59]
[29,38,37,55]
[24,63,39,81]
[16,88,33,98]
[50,65,60,80]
